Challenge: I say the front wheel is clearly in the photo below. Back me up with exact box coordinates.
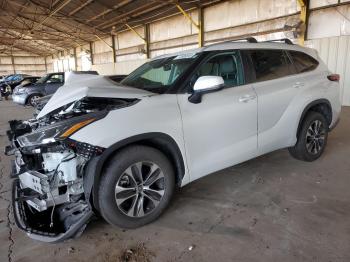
[98,145,175,228]
[289,111,328,161]
[27,94,41,107]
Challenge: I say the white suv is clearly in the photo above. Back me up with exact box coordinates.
[6,38,341,242]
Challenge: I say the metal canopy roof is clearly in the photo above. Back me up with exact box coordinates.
[0,0,219,56]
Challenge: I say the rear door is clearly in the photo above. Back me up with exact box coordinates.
[44,73,64,94]
[177,51,258,181]
[242,49,300,153]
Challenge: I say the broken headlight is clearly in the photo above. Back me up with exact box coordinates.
[17,111,107,147]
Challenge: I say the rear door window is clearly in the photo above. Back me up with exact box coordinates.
[288,51,319,73]
[247,49,294,82]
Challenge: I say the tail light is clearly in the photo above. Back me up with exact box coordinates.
[327,74,340,82]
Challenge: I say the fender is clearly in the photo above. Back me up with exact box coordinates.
[296,98,332,136]
[85,132,186,211]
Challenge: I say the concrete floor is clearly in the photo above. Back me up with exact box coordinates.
[0,100,349,262]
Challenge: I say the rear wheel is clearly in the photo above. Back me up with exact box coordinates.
[98,145,175,228]
[289,111,328,161]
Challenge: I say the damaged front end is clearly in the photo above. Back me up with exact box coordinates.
[6,97,137,242]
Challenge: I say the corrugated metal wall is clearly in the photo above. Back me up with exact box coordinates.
[0,55,46,76]
[306,36,350,106]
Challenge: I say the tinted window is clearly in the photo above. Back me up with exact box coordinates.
[289,51,319,73]
[194,52,243,87]
[12,75,21,81]
[47,74,64,83]
[249,50,293,82]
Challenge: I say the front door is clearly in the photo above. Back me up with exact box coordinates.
[44,73,64,95]
[177,51,258,181]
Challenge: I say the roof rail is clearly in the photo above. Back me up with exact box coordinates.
[231,37,258,43]
[217,37,258,45]
[263,38,294,45]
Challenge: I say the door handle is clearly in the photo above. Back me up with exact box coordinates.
[239,94,256,103]
[293,82,305,88]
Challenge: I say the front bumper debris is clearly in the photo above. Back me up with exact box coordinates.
[7,119,103,243]
[13,180,94,243]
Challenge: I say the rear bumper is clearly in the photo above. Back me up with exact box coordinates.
[12,94,27,105]
[12,180,94,243]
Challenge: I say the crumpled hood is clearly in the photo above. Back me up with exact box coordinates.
[37,74,153,119]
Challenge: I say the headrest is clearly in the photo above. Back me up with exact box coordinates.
[219,57,236,74]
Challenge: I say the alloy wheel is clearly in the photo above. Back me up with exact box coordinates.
[306,120,326,155]
[30,95,40,106]
[115,162,165,217]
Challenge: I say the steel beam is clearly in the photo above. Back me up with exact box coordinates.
[73,48,78,70]
[68,0,94,16]
[125,24,146,43]
[0,39,49,55]
[86,0,132,23]
[2,11,89,46]
[89,42,94,65]
[144,24,151,59]
[98,2,169,30]
[111,35,117,63]
[198,7,204,47]
[176,4,200,29]
[297,0,310,45]
[33,0,72,31]
[176,4,203,47]
[11,55,16,74]
[94,34,113,50]
[44,56,48,72]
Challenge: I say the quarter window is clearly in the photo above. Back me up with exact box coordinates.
[249,50,293,82]
[289,51,319,73]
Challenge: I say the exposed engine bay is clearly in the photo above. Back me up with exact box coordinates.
[6,96,138,242]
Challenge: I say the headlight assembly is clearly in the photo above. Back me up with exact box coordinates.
[16,87,26,94]
[16,112,106,147]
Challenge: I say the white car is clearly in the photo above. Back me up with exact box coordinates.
[6,38,341,242]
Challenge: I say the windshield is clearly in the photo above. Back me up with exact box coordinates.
[5,75,15,81]
[36,74,50,84]
[121,53,199,93]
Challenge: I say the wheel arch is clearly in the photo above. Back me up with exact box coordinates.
[89,132,186,211]
[25,93,43,105]
[297,99,332,136]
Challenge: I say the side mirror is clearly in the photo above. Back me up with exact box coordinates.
[189,76,225,104]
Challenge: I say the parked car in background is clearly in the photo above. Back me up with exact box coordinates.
[30,74,127,111]
[1,76,40,99]
[0,74,31,88]
[12,71,98,106]
[0,74,14,84]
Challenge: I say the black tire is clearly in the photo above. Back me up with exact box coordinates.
[98,145,175,228]
[27,94,42,107]
[289,111,328,162]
